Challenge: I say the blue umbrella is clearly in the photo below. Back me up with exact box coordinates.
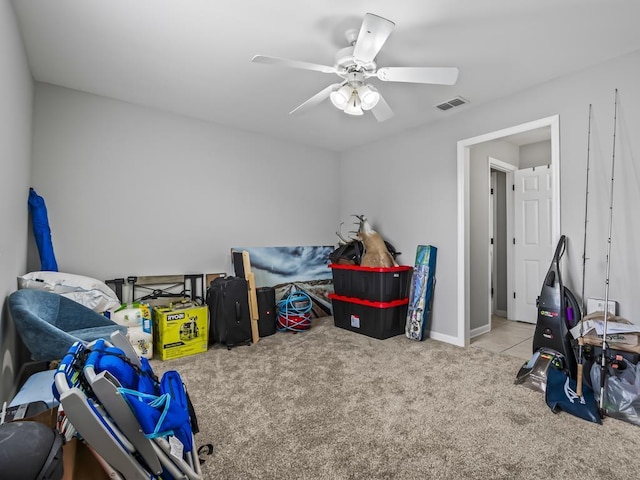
[28,188,58,271]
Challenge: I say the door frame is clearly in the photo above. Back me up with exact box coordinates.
[490,170,497,319]
[488,157,516,325]
[456,115,560,347]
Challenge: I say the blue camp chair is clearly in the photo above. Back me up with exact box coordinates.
[8,289,126,362]
[53,332,202,479]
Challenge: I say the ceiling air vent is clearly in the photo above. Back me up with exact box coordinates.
[435,96,468,111]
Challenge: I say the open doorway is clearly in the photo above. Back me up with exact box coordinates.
[456,115,560,347]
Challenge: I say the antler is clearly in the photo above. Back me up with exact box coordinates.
[351,214,365,233]
[335,222,351,244]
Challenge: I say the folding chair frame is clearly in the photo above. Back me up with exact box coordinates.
[53,333,202,480]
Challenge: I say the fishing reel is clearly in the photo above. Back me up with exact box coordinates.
[595,353,627,371]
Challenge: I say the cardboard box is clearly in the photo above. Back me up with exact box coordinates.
[153,304,208,360]
[570,319,640,343]
[17,408,110,479]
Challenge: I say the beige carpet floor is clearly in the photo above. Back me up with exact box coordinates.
[152,316,640,480]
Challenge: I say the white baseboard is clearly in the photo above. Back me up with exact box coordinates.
[428,330,466,347]
[470,324,491,339]
[495,309,507,318]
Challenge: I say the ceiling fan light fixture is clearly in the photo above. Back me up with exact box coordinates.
[253,13,458,121]
[343,93,363,116]
[330,85,353,110]
[357,84,380,110]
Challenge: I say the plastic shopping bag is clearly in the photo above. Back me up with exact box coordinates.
[591,359,640,426]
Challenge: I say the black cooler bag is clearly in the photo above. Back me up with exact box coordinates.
[0,420,64,479]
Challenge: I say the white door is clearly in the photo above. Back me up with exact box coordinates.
[513,166,553,323]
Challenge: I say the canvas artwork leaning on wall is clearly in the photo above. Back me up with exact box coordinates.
[231,246,334,318]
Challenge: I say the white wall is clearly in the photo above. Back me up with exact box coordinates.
[340,50,640,341]
[520,140,551,169]
[338,120,464,343]
[30,84,340,283]
[0,1,33,403]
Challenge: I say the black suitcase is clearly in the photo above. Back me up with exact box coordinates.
[207,276,252,349]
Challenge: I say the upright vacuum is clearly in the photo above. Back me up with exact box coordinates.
[515,235,581,389]
[532,235,581,377]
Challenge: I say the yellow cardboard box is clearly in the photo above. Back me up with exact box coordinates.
[153,304,208,360]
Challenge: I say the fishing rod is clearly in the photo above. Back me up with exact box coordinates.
[599,89,618,415]
[576,103,592,397]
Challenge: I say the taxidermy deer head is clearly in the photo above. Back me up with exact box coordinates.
[353,215,398,268]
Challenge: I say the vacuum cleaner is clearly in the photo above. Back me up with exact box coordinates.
[515,235,581,390]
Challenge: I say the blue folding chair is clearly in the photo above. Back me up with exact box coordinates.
[53,331,202,480]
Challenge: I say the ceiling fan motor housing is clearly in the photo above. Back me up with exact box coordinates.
[334,46,376,73]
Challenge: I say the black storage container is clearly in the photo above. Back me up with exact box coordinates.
[329,264,412,302]
[329,293,408,340]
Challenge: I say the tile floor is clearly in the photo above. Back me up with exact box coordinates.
[470,315,535,360]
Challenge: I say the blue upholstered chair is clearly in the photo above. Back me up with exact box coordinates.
[8,289,127,362]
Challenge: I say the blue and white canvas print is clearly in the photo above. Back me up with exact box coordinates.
[232,245,334,317]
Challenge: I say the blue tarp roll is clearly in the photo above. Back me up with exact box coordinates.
[28,188,58,271]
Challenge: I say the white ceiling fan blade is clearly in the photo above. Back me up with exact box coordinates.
[251,55,337,74]
[376,67,459,85]
[352,13,395,65]
[289,83,341,116]
[370,94,394,122]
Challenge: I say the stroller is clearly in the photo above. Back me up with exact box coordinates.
[53,331,203,479]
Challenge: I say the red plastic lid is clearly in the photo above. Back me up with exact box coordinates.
[329,293,409,308]
[328,263,412,273]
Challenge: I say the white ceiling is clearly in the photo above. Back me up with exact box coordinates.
[11,0,640,152]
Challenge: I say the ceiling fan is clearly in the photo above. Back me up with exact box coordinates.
[251,13,459,121]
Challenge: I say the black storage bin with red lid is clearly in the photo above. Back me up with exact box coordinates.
[329,293,408,340]
[329,264,412,302]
